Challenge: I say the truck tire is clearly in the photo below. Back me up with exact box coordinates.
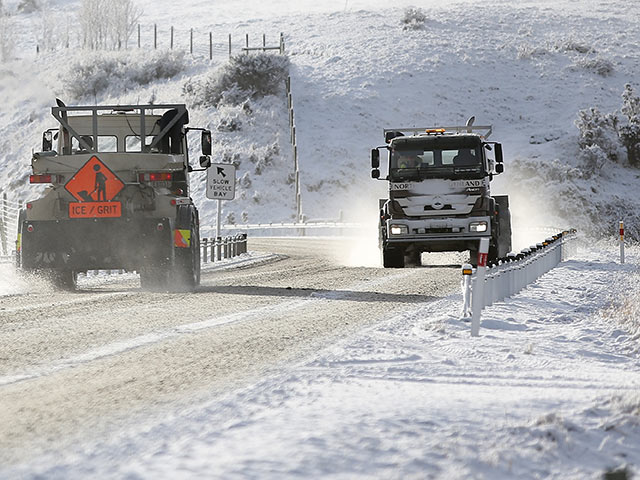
[494,195,512,258]
[174,212,201,291]
[170,205,201,292]
[382,248,404,268]
[49,269,78,291]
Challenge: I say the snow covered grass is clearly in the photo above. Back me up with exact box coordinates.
[4,243,640,479]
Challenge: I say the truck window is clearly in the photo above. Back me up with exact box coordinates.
[71,135,117,153]
[126,135,156,152]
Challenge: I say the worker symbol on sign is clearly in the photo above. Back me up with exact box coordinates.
[65,156,124,202]
[93,164,107,201]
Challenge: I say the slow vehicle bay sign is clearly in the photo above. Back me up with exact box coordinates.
[206,163,236,200]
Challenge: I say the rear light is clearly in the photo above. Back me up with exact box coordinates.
[26,203,33,209]
[30,174,55,184]
[29,174,63,184]
[170,199,177,206]
[139,172,173,182]
[157,223,164,231]
[26,224,34,232]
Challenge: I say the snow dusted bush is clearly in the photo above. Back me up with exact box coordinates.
[184,53,290,107]
[573,56,614,77]
[575,107,621,163]
[401,7,427,30]
[62,51,186,100]
[17,0,40,13]
[78,0,142,49]
[575,84,640,168]
[619,83,640,167]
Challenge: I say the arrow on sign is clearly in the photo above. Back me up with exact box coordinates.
[217,167,226,178]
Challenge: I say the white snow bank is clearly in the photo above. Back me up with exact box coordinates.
[7,243,640,479]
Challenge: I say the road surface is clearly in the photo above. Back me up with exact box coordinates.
[0,237,460,465]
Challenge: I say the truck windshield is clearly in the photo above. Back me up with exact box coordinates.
[390,145,484,181]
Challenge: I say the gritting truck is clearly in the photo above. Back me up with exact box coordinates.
[17,100,213,290]
[371,120,511,267]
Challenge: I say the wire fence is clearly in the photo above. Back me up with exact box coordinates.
[33,25,285,61]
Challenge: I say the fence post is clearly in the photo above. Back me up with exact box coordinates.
[471,238,489,337]
[619,220,625,264]
[216,237,222,261]
[154,24,157,49]
[228,33,232,57]
[138,24,141,48]
[190,28,193,54]
[262,33,266,52]
[245,33,249,53]
[170,26,174,50]
[209,32,213,60]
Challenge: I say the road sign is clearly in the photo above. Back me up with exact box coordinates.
[65,156,124,202]
[206,163,236,200]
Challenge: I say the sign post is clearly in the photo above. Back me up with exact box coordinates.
[206,163,236,238]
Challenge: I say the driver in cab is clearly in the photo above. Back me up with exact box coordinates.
[396,152,420,169]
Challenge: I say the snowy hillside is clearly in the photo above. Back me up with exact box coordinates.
[0,0,639,238]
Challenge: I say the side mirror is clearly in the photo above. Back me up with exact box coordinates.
[495,163,504,174]
[371,149,380,169]
[199,155,211,168]
[494,143,503,164]
[201,130,212,156]
[42,131,52,152]
[371,169,380,179]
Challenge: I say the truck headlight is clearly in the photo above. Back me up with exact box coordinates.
[469,221,488,232]
[390,224,409,235]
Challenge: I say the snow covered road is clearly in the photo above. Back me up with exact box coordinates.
[0,237,460,468]
[3,239,639,479]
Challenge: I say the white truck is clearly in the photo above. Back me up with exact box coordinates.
[371,122,511,267]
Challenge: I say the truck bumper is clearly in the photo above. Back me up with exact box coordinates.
[20,217,173,271]
[383,216,492,252]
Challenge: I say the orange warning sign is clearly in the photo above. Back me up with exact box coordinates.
[69,201,122,218]
[65,156,124,203]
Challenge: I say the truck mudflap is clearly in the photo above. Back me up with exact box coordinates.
[20,217,173,271]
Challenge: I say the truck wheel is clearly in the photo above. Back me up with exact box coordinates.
[494,195,512,258]
[175,218,201,291]
[382,248,404,268]
[49,269,78,291]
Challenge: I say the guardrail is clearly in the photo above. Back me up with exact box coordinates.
[462,230,578,336]
[200,234,247,263]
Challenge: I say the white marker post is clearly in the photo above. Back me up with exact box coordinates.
[461,263,473,319]
[619,220,625,264]
[471,238,489,337]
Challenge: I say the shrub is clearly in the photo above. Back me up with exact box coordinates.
[185,53,290,107]
[619,84,640,167]
[573,57,614,76]
[17,0,40,13]
[401,7,427,30]
[575,107,621,162]
[62,50,186,100]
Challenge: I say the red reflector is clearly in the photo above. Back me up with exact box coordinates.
[26,224,34,232]
[30,174,53,184]
[157,223,164,231]
[170,199,177,206]
[139,172,173,182]
[26,203,33,209]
